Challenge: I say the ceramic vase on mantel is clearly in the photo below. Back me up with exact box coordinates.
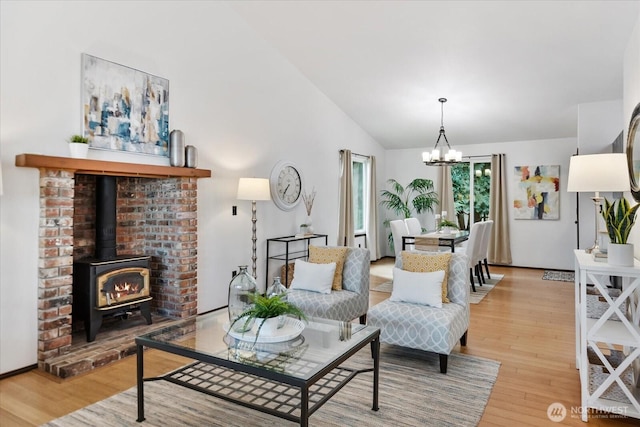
[169,129,185,167]
[608,243,635,267]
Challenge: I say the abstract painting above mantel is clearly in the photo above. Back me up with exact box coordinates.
[513,164,560,220]
[81,53,169,157]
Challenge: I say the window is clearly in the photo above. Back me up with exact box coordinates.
[352,158,366,232]
[452,162,470,229]
[451,159,491,230]
[473,162,491,223]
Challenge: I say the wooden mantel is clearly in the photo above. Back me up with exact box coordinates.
[15,153,212,179]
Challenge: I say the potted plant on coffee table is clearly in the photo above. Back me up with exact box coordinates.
[227,293,307,345]
[602,197,640,266]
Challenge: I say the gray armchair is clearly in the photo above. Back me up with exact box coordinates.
[367,251,470,373]
[286,246,370,324]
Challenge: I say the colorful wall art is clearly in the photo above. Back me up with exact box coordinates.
[81,54,169,156]
[513,165,560,220]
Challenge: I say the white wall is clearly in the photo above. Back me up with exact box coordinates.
[624,9,640,135]
[575,100,624,251]
[625,10,640,257]
[0,1,386,374]
[386,138,577,270]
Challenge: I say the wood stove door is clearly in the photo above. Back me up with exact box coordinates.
[96,267,150,308]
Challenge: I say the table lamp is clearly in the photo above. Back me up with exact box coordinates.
[237,177,271,278]
[567,153,630,253]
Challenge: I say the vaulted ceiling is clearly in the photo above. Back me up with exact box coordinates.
[231,1,640,149]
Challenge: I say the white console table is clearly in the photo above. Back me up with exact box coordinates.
[574,249,640,421]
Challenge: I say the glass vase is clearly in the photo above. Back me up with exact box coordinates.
[266,276,287,300]
[228,265,257,332]
[266,276,288,328]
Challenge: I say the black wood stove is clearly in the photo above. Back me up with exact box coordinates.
[73,176,152,342]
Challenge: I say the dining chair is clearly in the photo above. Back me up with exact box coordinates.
[405,217,423,235]
[390,219,410,257]
[404,217,439,251]
[479,220,493,280]
[406,217,451,252]
[458,221,484,292]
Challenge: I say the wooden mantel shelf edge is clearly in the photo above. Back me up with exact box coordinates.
[15,153,212,179]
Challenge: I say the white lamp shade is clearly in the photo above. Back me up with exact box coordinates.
[237,177,271,201]
[567,153,630,193]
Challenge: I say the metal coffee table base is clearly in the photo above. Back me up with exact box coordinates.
[136,338,379,427]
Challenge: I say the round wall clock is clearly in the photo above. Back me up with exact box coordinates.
[270,160,303,211]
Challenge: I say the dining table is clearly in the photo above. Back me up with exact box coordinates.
[401,230,470,252]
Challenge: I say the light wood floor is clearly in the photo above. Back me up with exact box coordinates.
[1,260,637,426]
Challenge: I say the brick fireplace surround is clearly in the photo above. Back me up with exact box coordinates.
[16,154,211,378]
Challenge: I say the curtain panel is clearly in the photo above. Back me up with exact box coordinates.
[338,150,355,247]
[366,156,380,259]
[438,165,456,220]
[489,153,512,264]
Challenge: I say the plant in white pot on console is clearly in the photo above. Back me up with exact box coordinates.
[68,134,89,159]
[602,198,640,266]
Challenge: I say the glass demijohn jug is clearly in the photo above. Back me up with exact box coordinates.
[266,276,288,328]
[228,266,257,332]
[266,276,287,300]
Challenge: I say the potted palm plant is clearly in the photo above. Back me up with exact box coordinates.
[380,178,439,251]
[228,293,307,344]
[602,197,639,266]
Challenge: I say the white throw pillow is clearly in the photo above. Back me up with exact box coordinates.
[290,259,336,294]
[390,267,444,308]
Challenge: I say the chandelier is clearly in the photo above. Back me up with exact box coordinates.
[422,98,462,166]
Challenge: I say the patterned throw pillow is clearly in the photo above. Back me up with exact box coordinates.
[401,251,452,303]
[308,245,349,291]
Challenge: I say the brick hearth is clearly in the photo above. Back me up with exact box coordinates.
[48,313,182,378]
[36,168,201,377]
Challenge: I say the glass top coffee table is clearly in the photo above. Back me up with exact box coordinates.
[135,309,380,427]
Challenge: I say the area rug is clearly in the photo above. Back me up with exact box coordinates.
[542,270,575,282]
[370,262,393,281]
[372,280,393,293]
[469,274,503,304]
[373,274,503,305]
[42,345,500,427]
